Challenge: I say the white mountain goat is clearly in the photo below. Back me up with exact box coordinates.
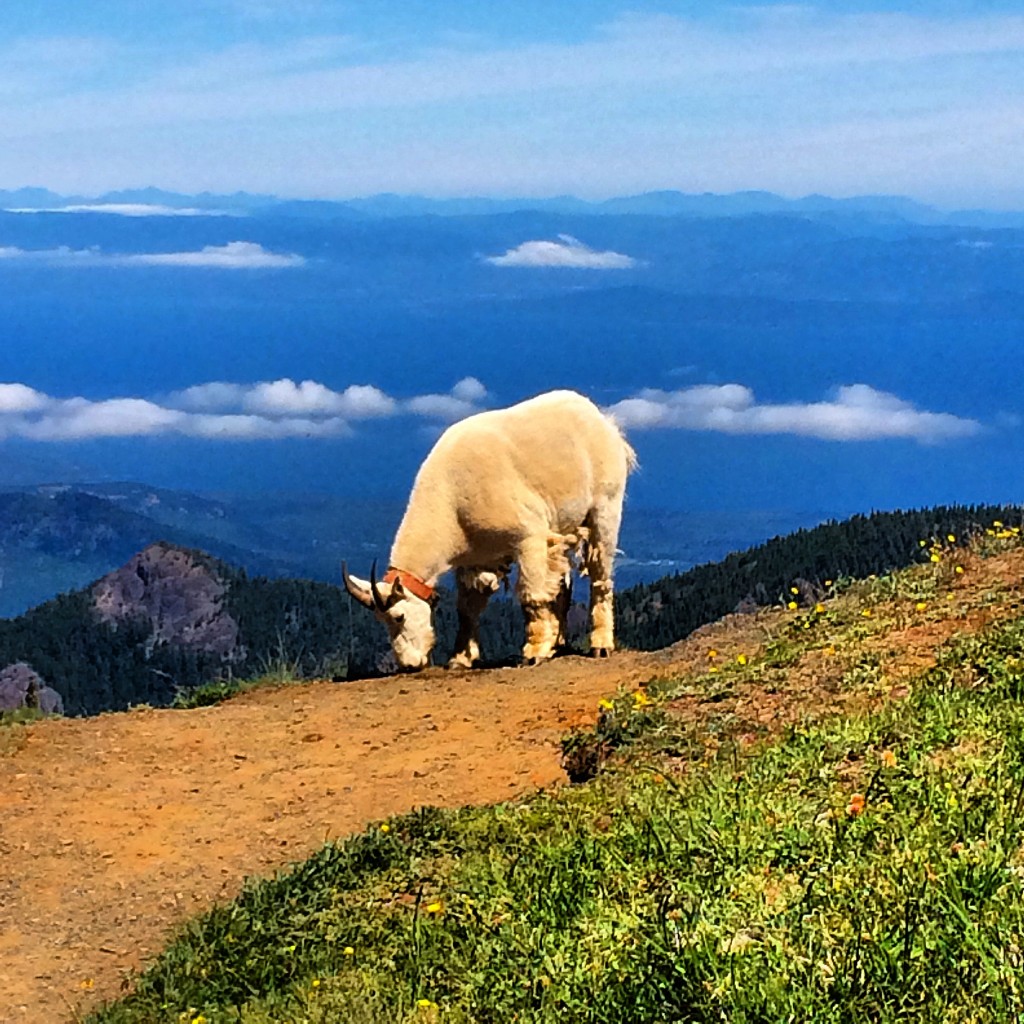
[343,390,636,672]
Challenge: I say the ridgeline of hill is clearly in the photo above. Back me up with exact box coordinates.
[0,504,1021,718]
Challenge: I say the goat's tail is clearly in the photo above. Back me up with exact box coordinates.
[601,405,639,474]
[622,436,639,474]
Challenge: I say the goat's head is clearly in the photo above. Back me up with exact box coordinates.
[342,561,435,672]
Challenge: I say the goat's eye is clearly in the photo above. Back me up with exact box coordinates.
[393,614,406,626]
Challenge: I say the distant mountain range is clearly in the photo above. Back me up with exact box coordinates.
[5,185,1024,228]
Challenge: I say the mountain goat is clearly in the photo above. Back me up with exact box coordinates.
[343,390,636,672]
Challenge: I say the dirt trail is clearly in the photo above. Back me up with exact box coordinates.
[0,642,716,1024]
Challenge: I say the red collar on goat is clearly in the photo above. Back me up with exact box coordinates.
[383,567,437,605]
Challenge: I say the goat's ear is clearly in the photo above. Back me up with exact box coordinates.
[390,576,407,602]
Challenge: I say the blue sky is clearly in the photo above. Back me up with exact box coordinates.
[4,1,1024,206]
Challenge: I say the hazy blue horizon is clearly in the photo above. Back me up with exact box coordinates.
[5,4,1024,208]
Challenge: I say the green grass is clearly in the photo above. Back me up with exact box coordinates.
[88,610,1024,1024]
[0,706,47,726]
[171,658,317,709]
[1,705,49,755]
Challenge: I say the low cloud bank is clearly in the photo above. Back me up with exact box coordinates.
[117,241,304,268]
[0,244,99,262]
[0,377,489,442]
[0,241,303,268]
[0,378,979,445]
[606,383,981,443]
[5,204,234,217]
[485,235,637,269]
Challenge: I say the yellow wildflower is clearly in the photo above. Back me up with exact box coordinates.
[425,901,443,915]
[380,823,390,834]
[815,602,826,614]
[929,553,941,563]
[736,653,748,666]
[861,608,872,618]
[947,533,956,543]
[881,750,898,769]
[787,601,798,610]
[598,697,614,711]
[343,946,355,956]
[955,565,965,575]
[790,586,800,595]
[707,648,718,659]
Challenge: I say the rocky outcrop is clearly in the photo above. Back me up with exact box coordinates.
[0,662,64,714]
[92,543,240,659]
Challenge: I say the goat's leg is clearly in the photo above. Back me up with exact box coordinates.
[585,504,623,657]
[447,569,499,669]
[517,535,566,665]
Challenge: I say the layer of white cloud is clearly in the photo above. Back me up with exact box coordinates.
[0,377,488,442]
[0,244,99,262]
[116,241,304,268]
[606,384,981,444]
[485,235,636,269]
[19,398,186,441]
[0,383,49,413]
[0,378,981,445]
[5,203,232,216]
[0,241,303,269]
[450,376,487,403]
[242,379,395,417]
[185,413,350,440]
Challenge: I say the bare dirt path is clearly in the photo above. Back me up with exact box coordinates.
[0,641,720,1024]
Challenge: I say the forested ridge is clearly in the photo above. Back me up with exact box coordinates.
[616,504,1024,649]
[1,503,1019,717]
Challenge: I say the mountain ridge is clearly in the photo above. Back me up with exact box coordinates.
[5,185,1024,227]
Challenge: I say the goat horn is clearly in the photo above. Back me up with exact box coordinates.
[369,559,388,613]
[341,561,374,610]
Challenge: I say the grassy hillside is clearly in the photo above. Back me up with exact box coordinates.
[86,522,1024,1022]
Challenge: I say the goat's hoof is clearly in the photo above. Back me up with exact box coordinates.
[589,647,611,659]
